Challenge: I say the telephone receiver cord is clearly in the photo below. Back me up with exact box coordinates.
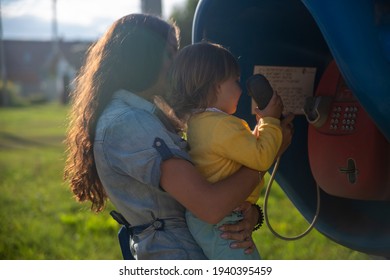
[263,156,321,240]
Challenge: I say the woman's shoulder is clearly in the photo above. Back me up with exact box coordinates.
[96,101,166,145]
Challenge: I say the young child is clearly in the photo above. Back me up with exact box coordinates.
[169,42,284,260]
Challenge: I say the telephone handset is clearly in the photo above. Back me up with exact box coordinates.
[306,60,390,200]
[246,74,320,241]
[246,74,274,110]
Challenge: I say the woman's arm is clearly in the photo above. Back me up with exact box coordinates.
[160,158,259,224]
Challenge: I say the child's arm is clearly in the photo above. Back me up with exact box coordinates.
[276,113,295,157]
[215,116,283,172]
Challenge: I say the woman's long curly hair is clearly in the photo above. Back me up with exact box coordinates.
[64,14,179,212]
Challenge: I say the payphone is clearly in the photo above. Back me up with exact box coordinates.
[305,61,390,200]
[193,0,390,257]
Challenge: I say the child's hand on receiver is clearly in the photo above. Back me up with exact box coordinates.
[255,92,283,119]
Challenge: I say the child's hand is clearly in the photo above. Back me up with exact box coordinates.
[277,112,295,157]
[256,92,283,119]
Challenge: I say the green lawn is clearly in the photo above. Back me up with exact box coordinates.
[0,103,369,259]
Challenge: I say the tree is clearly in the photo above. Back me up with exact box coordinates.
[169,0,199,48]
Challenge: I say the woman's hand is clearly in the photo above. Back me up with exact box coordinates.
[218,201,259,254]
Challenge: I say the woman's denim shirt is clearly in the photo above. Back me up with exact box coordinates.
[94,90,207,259]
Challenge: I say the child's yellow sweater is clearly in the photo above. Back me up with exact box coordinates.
[187,111,282,203]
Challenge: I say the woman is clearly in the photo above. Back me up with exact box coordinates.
[64,14,268,260]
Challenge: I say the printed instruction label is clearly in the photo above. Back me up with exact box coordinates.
[252,65,317,115]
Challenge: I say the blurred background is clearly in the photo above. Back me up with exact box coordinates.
[0,0,369,259]
[0,0,198,106]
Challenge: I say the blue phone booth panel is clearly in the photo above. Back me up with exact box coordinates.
[193,0,390,258]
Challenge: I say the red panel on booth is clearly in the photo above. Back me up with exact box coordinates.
[307,61,390,200]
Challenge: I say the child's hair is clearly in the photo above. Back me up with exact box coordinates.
[169,42,240,120]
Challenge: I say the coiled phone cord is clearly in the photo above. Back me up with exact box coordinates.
[263,156,321,240]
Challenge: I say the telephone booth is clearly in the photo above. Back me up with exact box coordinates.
[193,0,390,257]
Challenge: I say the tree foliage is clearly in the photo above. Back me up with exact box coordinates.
[169,0,199,48]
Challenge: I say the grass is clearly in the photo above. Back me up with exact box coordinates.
[0,104,120,260]
[0,103,369,260]
[253,175,368,259]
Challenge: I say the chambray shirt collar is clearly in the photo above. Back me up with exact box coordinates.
[113,89,157,113]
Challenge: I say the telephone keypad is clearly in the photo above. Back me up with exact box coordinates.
[328,104,358,133]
